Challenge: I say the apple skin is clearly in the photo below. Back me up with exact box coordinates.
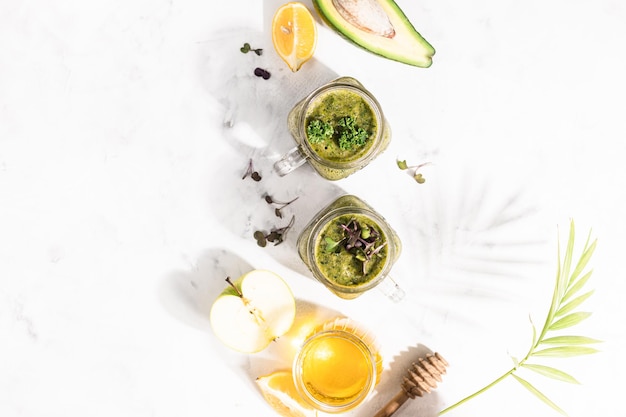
[210,269,296,353]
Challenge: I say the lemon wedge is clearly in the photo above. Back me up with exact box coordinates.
[256,370,318,417]
[272,2,318,72]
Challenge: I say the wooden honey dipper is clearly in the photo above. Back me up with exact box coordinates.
[373,352,448,417]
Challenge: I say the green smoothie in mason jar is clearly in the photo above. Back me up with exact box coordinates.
[275,77,391,180]
[304,88,379,165]
[297,195,403,300]
[314,212,389,287]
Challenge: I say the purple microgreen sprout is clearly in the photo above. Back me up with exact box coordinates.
[253,230,267,247]
[264,194,299,218]
[326,218,386,274]
[242,158,262,181]
[253,215,295,247]
[397,159,431,184]
[254,67,271,80]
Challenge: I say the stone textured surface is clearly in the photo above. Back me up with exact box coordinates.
[1,1,625,416]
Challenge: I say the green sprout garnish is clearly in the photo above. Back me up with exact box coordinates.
[306,119,334,143]
[337,116,368,150]
[396,160,409,170]
[397,158,430,184]
[439,220,600,416]
[324,237,343,253]
[240,42,263,55]
[306,117,369,150]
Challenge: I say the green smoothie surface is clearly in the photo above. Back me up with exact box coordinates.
[314,213,388,287]
[305,89,378,163]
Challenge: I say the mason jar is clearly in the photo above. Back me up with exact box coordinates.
[293,317,381,413]
[274,77,391,180]
[297,195,404,301]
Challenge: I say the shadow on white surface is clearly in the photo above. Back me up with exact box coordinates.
[396,158,554,298]
[363,344,445,417]
[198,26,338,158]
[206,146,346,276]
[159,248,253,332]
[197,25,365,276]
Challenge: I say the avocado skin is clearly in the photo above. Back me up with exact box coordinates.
[312,0,435,68]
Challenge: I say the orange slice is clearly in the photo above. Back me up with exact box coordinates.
[256,370,318,417]
[272,2,317,72]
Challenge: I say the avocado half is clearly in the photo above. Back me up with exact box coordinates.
[313,0,435,67]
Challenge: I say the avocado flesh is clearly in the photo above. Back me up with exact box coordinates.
[313,0,435,67]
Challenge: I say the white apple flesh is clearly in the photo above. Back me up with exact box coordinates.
[210,269,296,353]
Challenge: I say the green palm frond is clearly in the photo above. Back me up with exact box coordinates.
[439,220,600,416]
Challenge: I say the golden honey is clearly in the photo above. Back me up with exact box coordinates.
[293,318,381,413]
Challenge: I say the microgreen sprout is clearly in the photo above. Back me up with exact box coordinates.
[264,194,299,218]
[254,67,271,80]
[397,159,431,184]
[324,218,386,274]
[253,215,295,247]
[242,159,262,181]
[324,236,344,253]
[240,42,263,55]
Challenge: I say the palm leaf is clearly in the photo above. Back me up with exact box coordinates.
[567,237,596,286]
[560,221,576,298]
[549,311,592,331]
[546,227,565,320]
[540,335,602,345]
[439,221,599,416]
[522,363,580,384]
[531,346,599,358]
[540,253,566,343]
[512,374,567,416]
[530,316,538,347]
[555,290,594,317]
[510,355,520,367]
[562,270,593,303]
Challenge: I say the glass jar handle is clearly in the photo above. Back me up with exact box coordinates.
[377,276,405,303]
[274,146,308,176]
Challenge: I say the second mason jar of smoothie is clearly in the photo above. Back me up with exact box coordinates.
[297,195,403,300]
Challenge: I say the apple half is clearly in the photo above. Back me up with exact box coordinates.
[210,269,296,353]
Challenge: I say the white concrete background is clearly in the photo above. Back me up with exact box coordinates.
[1,1,625,416]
